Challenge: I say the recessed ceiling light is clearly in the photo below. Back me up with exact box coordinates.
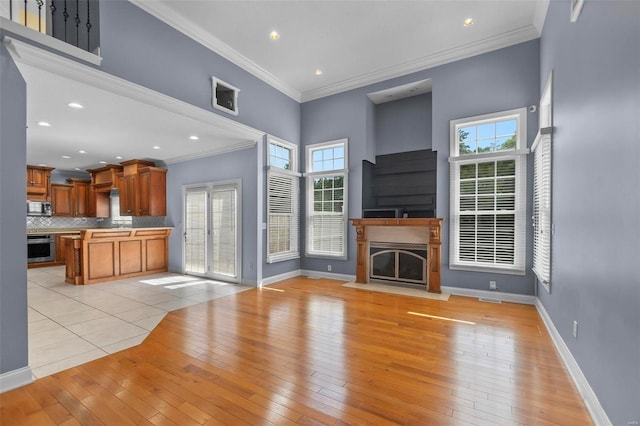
[74,168,81,171]
[98,161,107,164]
[269,31,280,40]
[115,156,123,160]
[37,121,52,127]
[315,69,323,76]
[464,18,474,27]
[189,135,199,141]
[61,155,71,159]
[79,150,87,154]
[68,102,84,109]
[153,146,160,150]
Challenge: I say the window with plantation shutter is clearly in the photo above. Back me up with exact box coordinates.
[449,108,527,274]
[306,139,348,259]
[267,137,300,263]
[532,130,552,286]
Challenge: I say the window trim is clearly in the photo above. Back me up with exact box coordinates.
[305,138,349,260]
[266,137,300,263]
[449,108,528,275]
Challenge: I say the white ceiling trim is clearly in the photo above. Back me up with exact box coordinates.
[163,140,257,165]
[302,24,541,103]
[3,36,265,145]
[0,17,102,66]
[128,0,302,102]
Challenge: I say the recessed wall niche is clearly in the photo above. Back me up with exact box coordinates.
[211,76,239,116]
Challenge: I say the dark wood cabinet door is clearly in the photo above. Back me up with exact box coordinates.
[51,184,73,216]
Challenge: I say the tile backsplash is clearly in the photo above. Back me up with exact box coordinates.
[27,216,166,229]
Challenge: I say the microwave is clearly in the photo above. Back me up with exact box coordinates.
[27,201,52,217]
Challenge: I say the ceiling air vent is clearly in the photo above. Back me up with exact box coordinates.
[211,76,239,116]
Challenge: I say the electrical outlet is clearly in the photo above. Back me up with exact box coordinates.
[489,281,497,290]
[573,320,579,338]
[327,264,332,272]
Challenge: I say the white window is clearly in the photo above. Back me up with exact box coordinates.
[533,72,553,291]
[306,139,348,259]
[449,108,528,274]
[267,137,300,263]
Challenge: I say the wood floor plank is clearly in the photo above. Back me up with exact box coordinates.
[2,276,593,425]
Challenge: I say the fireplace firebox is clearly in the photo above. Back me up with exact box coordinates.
[370,242,427,285]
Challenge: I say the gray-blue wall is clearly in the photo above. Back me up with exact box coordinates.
[98,1,301,280]
[0,40,29,375]
[375,93,432,155]
[301,40,539,296]
[539,1,640,424]
[166,147,259,284]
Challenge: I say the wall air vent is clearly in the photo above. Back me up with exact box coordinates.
[211,76,239,116]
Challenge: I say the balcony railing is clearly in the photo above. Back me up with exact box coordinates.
[1,0,99,54]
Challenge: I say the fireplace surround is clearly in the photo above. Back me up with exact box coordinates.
[350,218,444,293]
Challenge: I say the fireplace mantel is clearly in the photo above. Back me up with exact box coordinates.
[350,218,445,293]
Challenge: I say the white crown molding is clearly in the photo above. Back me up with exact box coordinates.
[3,36,265,154]
[535,299,611,426]
[533,0,551,34]
[128,0,301,102]
[0,17,102,66]
[0,366,33,393]
[301,25,541,102]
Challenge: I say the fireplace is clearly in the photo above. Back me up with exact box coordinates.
[351,218,444,293]
[370,242,427,285]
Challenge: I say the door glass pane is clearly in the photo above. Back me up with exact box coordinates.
[211,188,237,278]
[185,190,207,274]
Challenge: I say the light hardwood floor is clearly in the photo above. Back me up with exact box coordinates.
[1,277,592,425]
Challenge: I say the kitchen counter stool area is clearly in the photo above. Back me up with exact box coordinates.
[27,266,250,379]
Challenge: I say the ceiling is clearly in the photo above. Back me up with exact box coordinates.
[17,0,548,172]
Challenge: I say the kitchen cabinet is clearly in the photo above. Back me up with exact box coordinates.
[67,179,90,217]
[51,180,90,217]
[51,184,73,216]
[118,160,167,216]
[87,165,123,217]
[26,165,54,201]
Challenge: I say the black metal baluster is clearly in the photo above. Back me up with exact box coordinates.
[23,0,27,28]
[74,0,80,47]
[86,0,92,52]
[63,0,69,44]
[9,0,12,21]
[36,0,43,33]
[49,0,56,36]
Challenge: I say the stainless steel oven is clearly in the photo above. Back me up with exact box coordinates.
[27,234,55,263]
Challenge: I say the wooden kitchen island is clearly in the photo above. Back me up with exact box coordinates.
[63,227,172,285]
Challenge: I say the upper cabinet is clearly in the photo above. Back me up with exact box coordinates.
[118,160,167,216]
[26,165,54,201]
[87,164,123,217]
[51,179,90,217]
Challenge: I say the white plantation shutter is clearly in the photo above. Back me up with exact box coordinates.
[211,187,237,277]
[267,170,299,262]
[532,130,552,285]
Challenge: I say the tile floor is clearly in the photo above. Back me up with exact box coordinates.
[27,266,251,379]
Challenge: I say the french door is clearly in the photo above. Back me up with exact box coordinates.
[183,180,241,282]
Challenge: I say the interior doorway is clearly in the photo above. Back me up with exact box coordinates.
[183,180,242,283]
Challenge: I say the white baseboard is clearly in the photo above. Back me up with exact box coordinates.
[259,269,304,287]
[300,270,355,282]
[0,366,33,393]
[535,300,611,426]
[441,286,537,305]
